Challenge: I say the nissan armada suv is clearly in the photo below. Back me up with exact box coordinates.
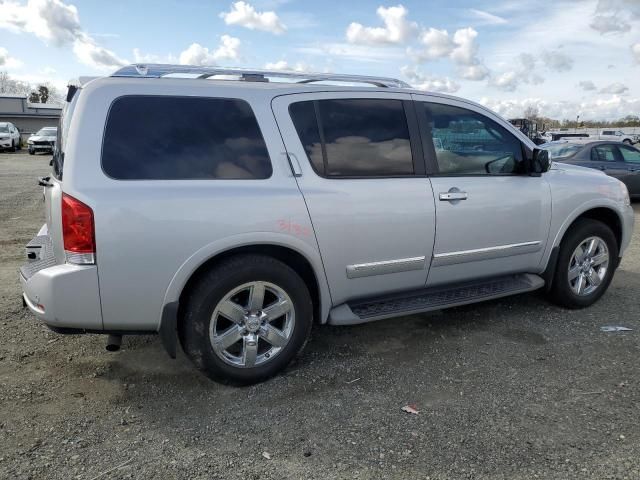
[20,65,634,384]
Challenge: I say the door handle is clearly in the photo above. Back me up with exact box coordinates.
[439,191,468,201]
[283,152,302,177]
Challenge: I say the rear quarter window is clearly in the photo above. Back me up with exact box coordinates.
[102,96,272,180]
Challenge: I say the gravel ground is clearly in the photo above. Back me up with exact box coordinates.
[1,151,639,480]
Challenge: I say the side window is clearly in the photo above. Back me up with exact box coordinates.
[420,102,523,175]
[619,145,640,163]
[289,101,324,173]
[289,98,414,177]
[592,145,617,162]
[102,96,272,180]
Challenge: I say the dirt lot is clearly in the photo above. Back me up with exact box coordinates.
[1,151,639,480]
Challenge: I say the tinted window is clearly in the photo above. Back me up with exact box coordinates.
[289,101,324,173]
[290,99,413,177]
[103,96,272,180]
[619,145,640,163]
[420,103,523,175]
[543,143,584,159]
[591,145,617,162]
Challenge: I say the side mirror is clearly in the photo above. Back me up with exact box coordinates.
[529,148,551,176]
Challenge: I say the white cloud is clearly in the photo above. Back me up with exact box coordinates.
[590,0,639,34]
[401,66,459,93]
[450,27,479,65]
[0,0,82,46]
[0,47,23,68]
[489,53,545,92]
[412,28,452,61]
[540,49,573,72]
[179,35,241,66]
[459,64,490,81]
[633,43,640,63]
[589,15,630,34]
[469,9,507,25]
[73,35,126,70]
[220,1,286,34]
[480,95,640,121]
[579,80,597,91]
[599,82,628,94]
[491,70,519,92]
[0,0,126,70]
[410,26,489,81]
[296,42,401,63]
[346,5,418,45]
[264,60,312,72]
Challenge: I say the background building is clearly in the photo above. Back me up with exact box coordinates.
[0,94,61,142]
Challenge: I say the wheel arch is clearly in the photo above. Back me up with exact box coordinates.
[542,203,624,290]
[160,233,332,331]
[555,206,623,252]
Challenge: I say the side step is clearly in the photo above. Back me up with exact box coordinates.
[328,274,545,325]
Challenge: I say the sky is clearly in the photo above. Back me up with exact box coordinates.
[0,0,639,120]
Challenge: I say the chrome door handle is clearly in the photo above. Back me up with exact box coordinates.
[439,191,468,201]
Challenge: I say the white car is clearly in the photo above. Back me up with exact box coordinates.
[27,127,57,155]
[0,122,21,152]
[599,130,636,145]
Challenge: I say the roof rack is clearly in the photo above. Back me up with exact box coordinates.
[110,64,410,89]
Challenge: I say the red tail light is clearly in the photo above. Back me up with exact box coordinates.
[61,193,95,264]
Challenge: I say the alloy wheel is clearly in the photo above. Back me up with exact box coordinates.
[568,236,609,296]
[209,281,295,368]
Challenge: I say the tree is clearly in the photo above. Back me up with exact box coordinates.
[28,91,40,103]
[0,71,32,96]
[38,85,49,103]
[523,105,539,122]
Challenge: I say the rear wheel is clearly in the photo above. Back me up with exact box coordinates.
[623,139,632,145]
[548,219,617,308]
[179,254,313,384]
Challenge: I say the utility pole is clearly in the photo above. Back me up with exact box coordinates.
[575,115,580,133]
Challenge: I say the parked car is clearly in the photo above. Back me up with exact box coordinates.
[542,140,640,198]
[0,121,21,151]
[20,65,634,384]
[27,127,57,155]
[598,130,637,145]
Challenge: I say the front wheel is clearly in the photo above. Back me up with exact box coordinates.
[179,254,313,384]
[548,219,618,309]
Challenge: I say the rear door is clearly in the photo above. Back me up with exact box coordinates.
[590,144,630,182]
[617,144,640,195]
[412,94,551,286]
[272,92,436,305]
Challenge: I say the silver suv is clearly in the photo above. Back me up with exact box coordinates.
[21,65,634,384]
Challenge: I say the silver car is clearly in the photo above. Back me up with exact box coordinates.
[20,65,634,384]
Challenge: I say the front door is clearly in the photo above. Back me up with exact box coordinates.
[412,95,551,287]
[272,92,436,305]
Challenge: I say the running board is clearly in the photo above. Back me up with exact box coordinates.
[328,274,545,325]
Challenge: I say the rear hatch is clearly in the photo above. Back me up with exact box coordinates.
[42,90,79,265]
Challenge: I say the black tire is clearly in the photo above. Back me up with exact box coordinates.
[623,139,632,145]
[28,148,34,155]
[548,219,618,309]
[179,254,313,385]
[11,140,16,152]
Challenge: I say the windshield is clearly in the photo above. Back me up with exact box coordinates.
[36,128,57,136]
[0,125,8,133]
[542,143,584,159]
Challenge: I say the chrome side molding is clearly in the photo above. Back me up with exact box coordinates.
[432,241,541,267]
[346,256,426,279]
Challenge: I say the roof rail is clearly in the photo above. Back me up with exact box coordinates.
[110,64,411,89]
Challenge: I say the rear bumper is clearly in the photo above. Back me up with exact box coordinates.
[20,233,103,330]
